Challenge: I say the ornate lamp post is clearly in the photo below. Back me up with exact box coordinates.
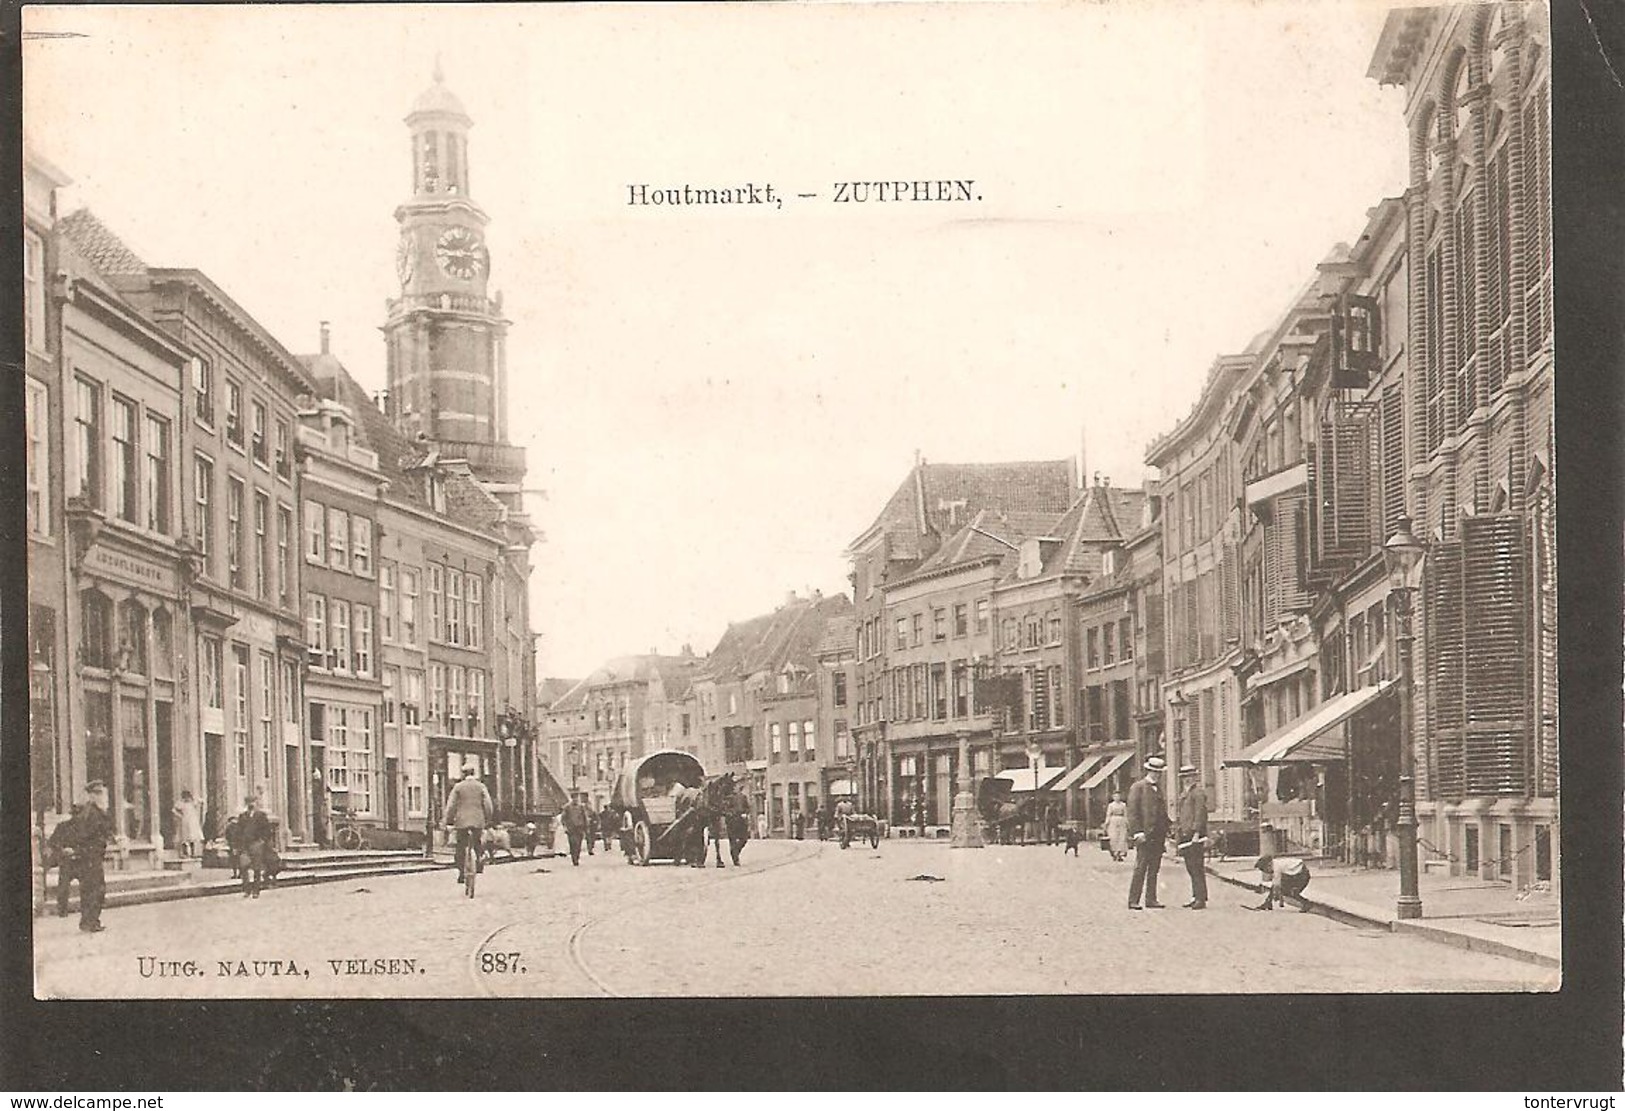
[568,744,580,801]
[1383,516,1426,920]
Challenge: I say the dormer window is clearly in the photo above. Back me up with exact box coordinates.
[1102,548,1118,577]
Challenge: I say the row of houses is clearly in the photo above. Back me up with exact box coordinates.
[541,2,1556,896]
[25,68,548,864]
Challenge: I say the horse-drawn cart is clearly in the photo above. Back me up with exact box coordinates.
[612,750,708,866]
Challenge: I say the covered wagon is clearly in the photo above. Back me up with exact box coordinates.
[611,749,708,866]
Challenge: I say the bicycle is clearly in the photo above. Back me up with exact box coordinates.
[332,813,369,851]
[454,826,480,898]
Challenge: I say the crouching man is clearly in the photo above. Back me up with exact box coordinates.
[1246,854,1311,911]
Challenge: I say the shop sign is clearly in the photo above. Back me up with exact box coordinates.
[84,545,177,594]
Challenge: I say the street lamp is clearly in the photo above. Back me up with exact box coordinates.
[1383,516,1426,921]
[568,744,579,800]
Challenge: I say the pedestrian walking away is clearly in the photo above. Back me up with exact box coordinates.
[599,804,617,858]
[230,794,275,898]
[442,762,495,885]
[560,795,592,866]
[1174,763,1209,909]
[1104,792,1129,862]
[1125,756,1170,910]
[1247,854,1311,911]
[64,781,118,932]
[1062,823,1082,856]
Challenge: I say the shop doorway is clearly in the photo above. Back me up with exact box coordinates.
[285,746,303,840]
[385,757,400,830]
[204,733,226,840]
[155,702,174,847]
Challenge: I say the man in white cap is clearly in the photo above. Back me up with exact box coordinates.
[1174,763,1209,910]
[1126,755,1171,910]
[442,762,494,886]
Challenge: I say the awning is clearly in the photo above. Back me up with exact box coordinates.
[995,766,1069,793]
[1224,681,1394,767]
[1079,751,1134,791]
[1049,755,1106,793]
[827,778,856,796]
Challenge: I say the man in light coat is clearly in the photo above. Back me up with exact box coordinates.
[442,763,494,884]
[1126,755,1171,910]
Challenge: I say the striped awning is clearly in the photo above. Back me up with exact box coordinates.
[1049,755,1106,793]
[1225,681,1394,766]
[1079,751,1134,791]
[995,766,1069,793]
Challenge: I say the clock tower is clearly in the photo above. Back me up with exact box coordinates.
[383,62,522,489]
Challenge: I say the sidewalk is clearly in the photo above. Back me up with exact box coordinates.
[1207,856,1560,968]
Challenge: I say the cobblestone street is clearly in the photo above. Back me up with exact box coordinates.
[34,840,1556,999]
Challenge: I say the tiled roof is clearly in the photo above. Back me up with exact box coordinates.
[855,459,1075,558]
[298,353,434,503]
[58,208,149,278]
[815,613,856,659]
[536,678,583,709]
[1043,485,1149,576]
[701,594,852,679]
[910,507,1061,580]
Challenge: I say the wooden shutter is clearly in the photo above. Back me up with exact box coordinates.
[1221,541,1240,647]
[1144,591,1165,677]
[1379,387,1406,539]
[1314,408,1372,573]
[1460,515,1530,795]
[1424,539,1465,800]
[1200,689,1217,794]
[1184,578,1200,667]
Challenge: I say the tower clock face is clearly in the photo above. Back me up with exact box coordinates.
[435,226,487,280]
[396,234,415,284]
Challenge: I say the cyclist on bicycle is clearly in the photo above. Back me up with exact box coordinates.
[442,762,494,887]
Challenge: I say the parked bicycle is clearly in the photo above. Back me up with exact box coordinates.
[332,808,369,851]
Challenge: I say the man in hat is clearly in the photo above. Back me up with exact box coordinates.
[61,781,117,933]
[442,762,494,885]
[560,793,592,866]
[1125,756,1170,910]
[1174,763,1209,910]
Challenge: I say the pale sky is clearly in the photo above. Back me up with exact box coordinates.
[23,1,1408,679]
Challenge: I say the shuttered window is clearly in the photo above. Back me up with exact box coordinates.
[1424,246,1445,454]
[1425,515,1531,799]
[1379,387,1407,539]
[1313,406,1373,573]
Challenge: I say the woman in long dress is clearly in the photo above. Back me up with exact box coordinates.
[1104,792,1130,862]
[174,789,204,858]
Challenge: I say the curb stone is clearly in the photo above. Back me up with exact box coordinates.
[1205,865,1558,969]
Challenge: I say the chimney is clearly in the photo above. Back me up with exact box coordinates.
[319,321,331,354]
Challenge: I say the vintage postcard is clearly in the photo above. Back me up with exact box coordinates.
[22,0,1559,1000]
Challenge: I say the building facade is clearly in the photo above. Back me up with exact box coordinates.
[1371,1,1556,889]
[845,457,1077,822]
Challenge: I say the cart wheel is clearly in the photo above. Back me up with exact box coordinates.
[336,826,362,852]
[868,826,881,849]
[633,821,652,866]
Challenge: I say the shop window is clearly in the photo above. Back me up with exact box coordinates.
[81,589,113,669]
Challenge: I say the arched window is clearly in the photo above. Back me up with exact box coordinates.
[81,589,113,669]
[118,598,148,674]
